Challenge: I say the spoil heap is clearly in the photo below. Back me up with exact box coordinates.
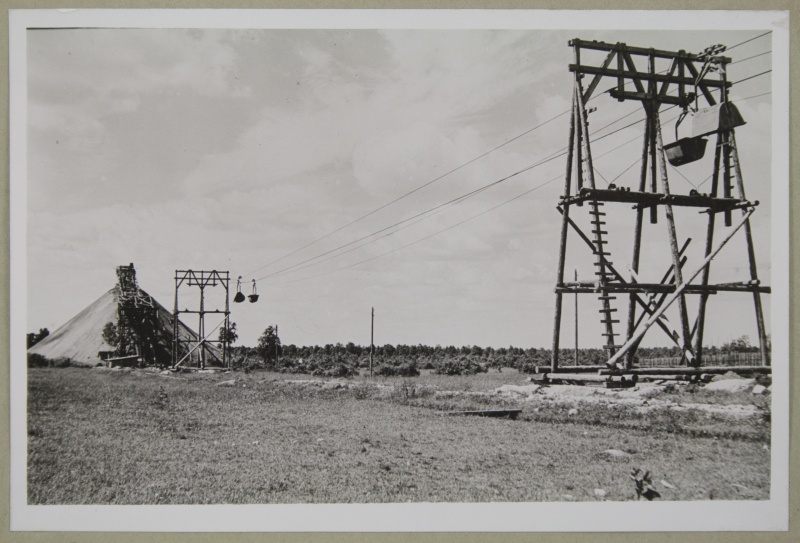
[29,266,216,367]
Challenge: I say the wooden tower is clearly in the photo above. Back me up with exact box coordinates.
[550,39,770,371]
[172,269,231,370]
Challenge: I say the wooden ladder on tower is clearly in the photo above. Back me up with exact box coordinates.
[588,199,619,355]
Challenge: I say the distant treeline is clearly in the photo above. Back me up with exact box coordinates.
[229,334,765,377]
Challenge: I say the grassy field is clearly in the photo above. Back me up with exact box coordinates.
[27,367,770,504]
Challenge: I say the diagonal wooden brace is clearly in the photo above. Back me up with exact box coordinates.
[630,238,691,333]
[605,207,755,369]
[556,206,684,348]
[582,48,618,102]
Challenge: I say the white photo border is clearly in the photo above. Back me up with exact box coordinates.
[9,8,791,532]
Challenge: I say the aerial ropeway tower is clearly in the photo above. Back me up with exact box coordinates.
[550,39,770,372]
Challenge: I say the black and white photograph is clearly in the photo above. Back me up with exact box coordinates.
[8,8,790,533]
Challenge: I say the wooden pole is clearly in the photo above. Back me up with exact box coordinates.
[625,115,651,368]
[693,132,723,366]
[275,324,279,362]
[648,108,658,223]
[199,286,205,369]
[576,45,584,193]
[551,83,578,372]
[574,269,579,366]
[647,54,659,225]
[654,113,694,365]
[625,47,656,356]
[370,307,374,377]
[730,132,770,366]
[224,273,230,370]
[172,273,179,368]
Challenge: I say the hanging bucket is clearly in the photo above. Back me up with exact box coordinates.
[248,279,259,303]
[234,276,245,303]
[665,109,707,167]
[692,102,746,138]
[665,138,708,167]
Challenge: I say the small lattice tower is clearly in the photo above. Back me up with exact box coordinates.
[172,270,231,370]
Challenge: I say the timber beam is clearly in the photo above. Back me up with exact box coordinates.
[561,187,751,211]
[568,39,732,64]
[609,89,692,106]
[599,366,772,376]
[556,282,770,295]
[568,64,730,89]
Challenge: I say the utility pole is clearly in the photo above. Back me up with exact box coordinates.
[370,307,374,377]
[199,285,206,369]
[574,269,579,366]
[275,324,279,363]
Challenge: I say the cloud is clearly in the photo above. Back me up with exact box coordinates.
[29,29,250,104]
[24,28,777,348]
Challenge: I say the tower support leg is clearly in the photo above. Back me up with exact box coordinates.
[625,115,652,368]
[730,132,770,366]
[654,113,695,366]
[551,87,577,372]
[693,132,724,366]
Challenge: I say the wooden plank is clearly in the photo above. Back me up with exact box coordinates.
[557,283,770,294]
[600,366,771,375]
[568,64,729,88]
[446,409,522,420]
[533,365,606,373]
[608,90,688,105]
[562,187,747,210]
[569,38,731,63]
[545,373,637,382]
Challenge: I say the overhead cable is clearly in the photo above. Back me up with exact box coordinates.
[243,37,772,283]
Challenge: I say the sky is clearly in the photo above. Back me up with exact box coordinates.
[25,25,776,349]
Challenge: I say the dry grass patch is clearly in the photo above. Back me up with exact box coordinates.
[28,368,770,504]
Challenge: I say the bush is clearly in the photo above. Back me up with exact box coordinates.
[375,362,420,377]
[517,362,540,374]
[432,358,488,376]
[53,357,75,368]
[28,353,50,368]
[27,354,76,368]
[311,362,357,378]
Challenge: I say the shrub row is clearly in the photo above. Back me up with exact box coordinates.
[28,353,77,368]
